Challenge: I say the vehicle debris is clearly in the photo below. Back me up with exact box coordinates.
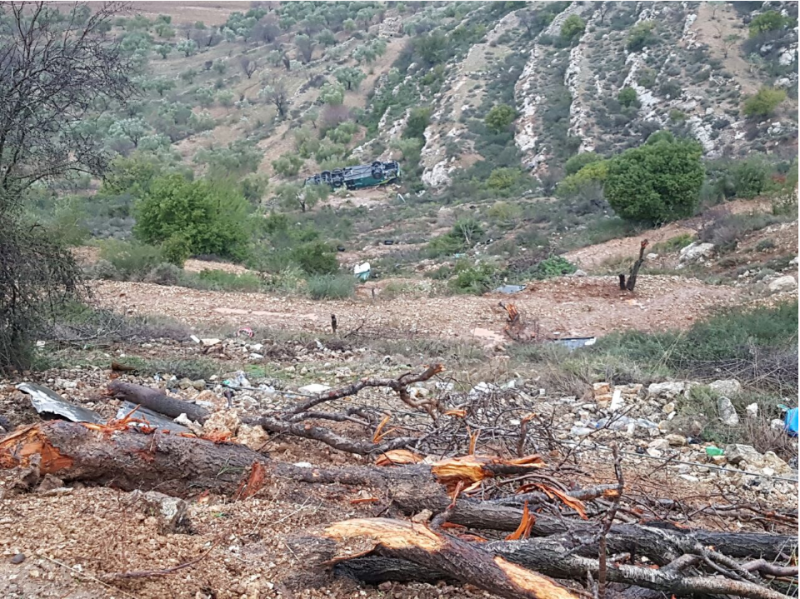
[17,383,104,424]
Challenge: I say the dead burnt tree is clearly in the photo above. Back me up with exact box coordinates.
[619,239,649,292]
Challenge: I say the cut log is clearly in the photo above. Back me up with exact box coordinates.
[108,381,210,424]
[324,523,790,599]
[390,485,797,562]
[289,518,579,599]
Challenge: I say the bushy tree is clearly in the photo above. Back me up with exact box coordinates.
[135,174,251,261]
[743,86,786,118]
[485,104,517,132]
[749,11,787,37]
[101,152,164,197]
[272,154,304,177]
[560,14,585,42]
[295,33,315,63]
[618,86,640,108]
[176,38,198,56]
[319,81,345,106]
[259,78,290,117]
[334,66,365,91]
[605,135,704,224]
[626,21,656,51]
[564,152,602,176]
[404,107,431,139]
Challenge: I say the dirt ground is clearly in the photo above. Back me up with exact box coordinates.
[91,274,741,344]
[564,199,773,270]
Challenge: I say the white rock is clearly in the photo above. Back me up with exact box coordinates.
[745,403,758,418]
[679,242,715,264]
[717,396,740,426]
[665,434,687,447]
[662,402,675,414]
[725,444,762,466]
[609,388,625,412]
[200,338,221,347]
[768,275,797,293]
[248,353,264,361]
[647,382,685,399]
[298,383,331,395]
[709,379,741,396]
[648,438,670,450]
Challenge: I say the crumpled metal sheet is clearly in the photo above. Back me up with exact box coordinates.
[116,401,189,433]
[17,382,104,424]
[494,284,526,294]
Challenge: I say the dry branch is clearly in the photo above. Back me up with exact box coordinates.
[323,522,791,599]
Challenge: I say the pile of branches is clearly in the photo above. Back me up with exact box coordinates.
[1,365,797,599]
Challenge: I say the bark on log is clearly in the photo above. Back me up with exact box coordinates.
[390,486,797,562]
[1,422,793,568]
[108,381,210,424]
[289,518,579,599]
[327,526,789,599]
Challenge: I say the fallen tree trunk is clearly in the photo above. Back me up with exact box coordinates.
[108,381,210,424]
[289,518,579,599]
[2,421,793,564]
[316,520,790,599]
[390,485,797,562]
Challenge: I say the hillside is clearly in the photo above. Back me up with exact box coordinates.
[0,4,798,599]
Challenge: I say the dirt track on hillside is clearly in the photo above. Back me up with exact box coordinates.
[92,275,740,344]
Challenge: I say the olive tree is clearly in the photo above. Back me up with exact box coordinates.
[0,2,134,370]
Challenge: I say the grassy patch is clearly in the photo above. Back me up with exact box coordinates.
[650,233,694,254]
[307,274,356,300]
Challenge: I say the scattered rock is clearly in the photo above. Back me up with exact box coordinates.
[128,490,187,533]
[411,509,433,523]
[768,275,797,293]
[679,242,714,264]
[36,474,66,493]
[662,402,675,414]
[717,397,740,426]
[648,438,670,451]
[745,403,758,419]
[725,444,763,466]
[709,379,741,396]
[298,383,331,395]
[665,434,687,447]
[10,553,25,565]
[647,382,685,400]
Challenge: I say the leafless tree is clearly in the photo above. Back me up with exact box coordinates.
[260,77,289,118]
[253,14,281,44]
[240,56,257,79]
[0,1,134,370]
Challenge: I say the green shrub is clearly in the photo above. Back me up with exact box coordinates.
[144,263,182,285]
[564,152,602,176]
[99,240,163,281]
[160,233,192,265]
[650,233,694,254]
[560,14,585,42]
[669,109,686,122]
[755,238,776,252]
[487,167,522,191]
[404,107,431,139]
[743,87,786,118]
[626,21,655,51]
[272,154,304,177]
[556,160,608,199]
[698,212,783,253]
[605,135,704,224]
[748,11,787,38]
[135,175,252,262]
[486,201,522,227]
[291,241,339,275]
[532,255,577,279]
[449,261,497,294]
[618,86,640,108]
[195,269,263,292]
[485,104,517,133]
[307,274,355,299]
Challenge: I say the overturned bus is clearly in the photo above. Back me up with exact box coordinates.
[304,160,400,190]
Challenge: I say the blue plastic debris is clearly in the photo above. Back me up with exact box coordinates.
[784,407,798,437]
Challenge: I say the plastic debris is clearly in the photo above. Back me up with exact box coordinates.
[354,262,371,282]
[494,284,526,295]
[115,401,189,433]
[705,446,724,457]
[551,337,596,351]
[236,327,254,338]
[785,407,798,437]
[17,383,104,424]
[223,371,252,390]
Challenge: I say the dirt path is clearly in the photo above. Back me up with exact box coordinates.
[92,275,740,343]
[692,3,761,96]
[565,199,772,270]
